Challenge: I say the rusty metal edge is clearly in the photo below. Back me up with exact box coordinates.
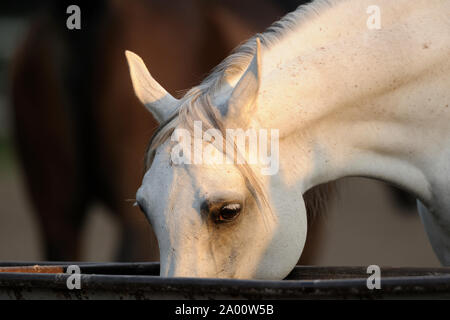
[1,262,450,278]
[1,271,450,299]
[1,262,450,299]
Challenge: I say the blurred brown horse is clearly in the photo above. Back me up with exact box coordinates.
[11,0,328,262]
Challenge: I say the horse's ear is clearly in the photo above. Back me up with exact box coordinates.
[125,50,179,123]
[226,38,262,127]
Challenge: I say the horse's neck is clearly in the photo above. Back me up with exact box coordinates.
[257,0,450,202]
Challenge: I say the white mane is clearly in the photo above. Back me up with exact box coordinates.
[145,0,341,220]
[188,0,338,98]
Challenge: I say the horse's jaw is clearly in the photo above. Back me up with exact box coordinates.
[155,175,308,280]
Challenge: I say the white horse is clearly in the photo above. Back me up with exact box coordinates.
[125,0,450,279]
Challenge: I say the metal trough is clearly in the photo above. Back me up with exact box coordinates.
[1,262,450,299]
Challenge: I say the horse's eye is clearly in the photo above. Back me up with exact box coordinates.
[215,203,242,223]
[201,199,243,224]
